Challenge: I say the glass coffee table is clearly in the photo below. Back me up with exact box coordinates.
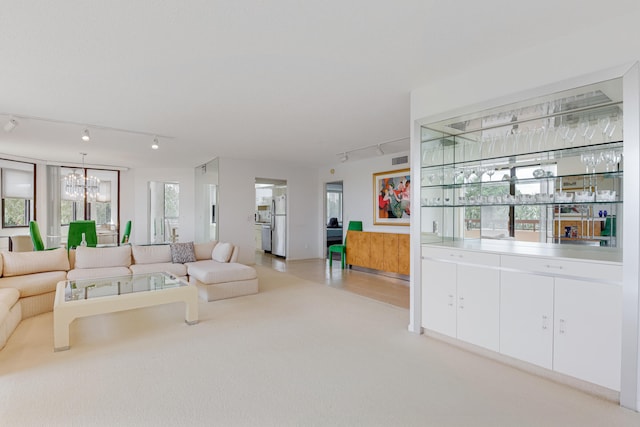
[53,272,198,351]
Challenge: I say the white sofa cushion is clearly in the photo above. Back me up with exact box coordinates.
[67,267,132,281]
[1,248,70,277]
[194,241,216,260]
[132,245,171,265]
[0,288,20,308]
[130,262,187,277]
[187,261,256,285]
[0,271,68,297]
[212,242,233,263]
[75,245,132,269]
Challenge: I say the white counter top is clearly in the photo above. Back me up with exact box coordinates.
[421,235,622,264]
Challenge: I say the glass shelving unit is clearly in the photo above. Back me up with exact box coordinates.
[419,78,623,249]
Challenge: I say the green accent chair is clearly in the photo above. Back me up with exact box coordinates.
[29,221,49,251]
[121,220,132,244]
[329,221,363,269]
[67,220,98,249]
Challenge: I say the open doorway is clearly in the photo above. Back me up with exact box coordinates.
[255,178,287,259]
[325,181,343,258]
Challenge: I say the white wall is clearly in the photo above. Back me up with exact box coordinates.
[411,12,640,123]
[218,157,321,264]
[122,167,195,245]
[318,153,411,237]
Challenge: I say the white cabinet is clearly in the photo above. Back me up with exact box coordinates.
[456,264,499,351]
[553,277,622,391]
[421,248,500,351]
[422,245,623,391]
[421,257,456,338]
[500,271,554,369]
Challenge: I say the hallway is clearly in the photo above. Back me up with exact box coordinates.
[254,252,410,309]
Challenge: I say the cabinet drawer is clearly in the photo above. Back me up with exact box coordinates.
[501,255,622,283]
[422,246,499,267]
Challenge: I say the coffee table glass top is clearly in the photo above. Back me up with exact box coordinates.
[64,272,187,302]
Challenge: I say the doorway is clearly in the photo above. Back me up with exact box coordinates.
[325,181,343,258]
[255,178,287,258]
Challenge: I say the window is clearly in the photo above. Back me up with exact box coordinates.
[1,163,35,228]
[60,168,118,226]
[149,181,179,244]
[164,183,179,219]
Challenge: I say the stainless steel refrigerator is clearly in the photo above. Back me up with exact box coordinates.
[271,194,286,257]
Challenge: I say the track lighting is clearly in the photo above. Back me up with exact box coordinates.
[3,118,18,132]
[375,145,384,156]
[340,152,348,162]
[151,137,159,150]
[81,129,91,142]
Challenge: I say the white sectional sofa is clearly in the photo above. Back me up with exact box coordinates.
[0,240,258,350]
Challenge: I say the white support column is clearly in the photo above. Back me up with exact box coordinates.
[409,119,422,334]
[621,61,640,411]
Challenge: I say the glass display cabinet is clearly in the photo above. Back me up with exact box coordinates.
[420,77,623,251]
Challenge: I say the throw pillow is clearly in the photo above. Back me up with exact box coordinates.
[212,242,233,263]
[170,242,196,263]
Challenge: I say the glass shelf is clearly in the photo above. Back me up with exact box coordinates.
[420,170,623,189]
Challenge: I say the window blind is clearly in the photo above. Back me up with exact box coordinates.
[1,168,34,198]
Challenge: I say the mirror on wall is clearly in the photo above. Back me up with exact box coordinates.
[148,181,179,244]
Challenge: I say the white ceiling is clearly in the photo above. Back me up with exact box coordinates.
[0,1,632,169]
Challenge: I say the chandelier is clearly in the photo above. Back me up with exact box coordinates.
[63,153,101,201]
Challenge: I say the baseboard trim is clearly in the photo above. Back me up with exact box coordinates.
[422,329,620,403]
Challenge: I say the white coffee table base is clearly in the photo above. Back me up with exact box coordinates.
[53,280,198,351]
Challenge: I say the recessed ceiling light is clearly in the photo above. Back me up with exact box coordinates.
[3,118,18,132]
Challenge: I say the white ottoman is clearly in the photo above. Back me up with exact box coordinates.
[187,261,258,302]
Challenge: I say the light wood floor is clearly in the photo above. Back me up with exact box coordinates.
[255,251,410,309]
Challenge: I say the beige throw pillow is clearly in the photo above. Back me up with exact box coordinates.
[212,242,233,263]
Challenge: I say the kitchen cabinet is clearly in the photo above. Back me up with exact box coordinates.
[254,224,263,250]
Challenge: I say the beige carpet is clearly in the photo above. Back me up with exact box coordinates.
[0,266,639,427]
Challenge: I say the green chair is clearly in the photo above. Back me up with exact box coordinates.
[329,221,363,269]
[29,221,49,251]
[121,220,132,244]
[67,220,98,249]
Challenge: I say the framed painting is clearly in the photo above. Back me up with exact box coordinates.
[373,168,410,226]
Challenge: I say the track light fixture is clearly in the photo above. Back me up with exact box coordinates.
[334,136,408,164]
[151,137,159,150]
[81,129,91,142]
[3,118,18,132]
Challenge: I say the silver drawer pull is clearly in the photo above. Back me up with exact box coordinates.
[542,315,548,330]
[545,264,563,270]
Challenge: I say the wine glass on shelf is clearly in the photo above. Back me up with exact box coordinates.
[576,120,587,143]
[607,150,622,172]
[485,167,496,181]
[598,117,610,142]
